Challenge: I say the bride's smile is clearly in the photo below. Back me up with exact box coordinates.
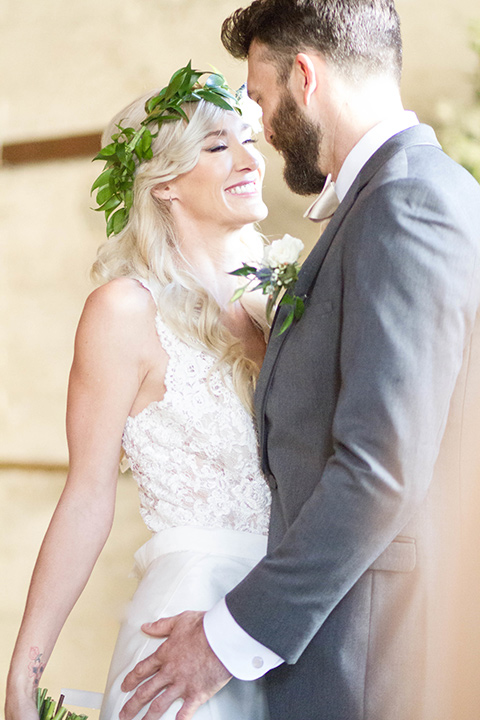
[154,112,268,234]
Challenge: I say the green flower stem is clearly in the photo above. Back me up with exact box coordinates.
[37,689,88,720]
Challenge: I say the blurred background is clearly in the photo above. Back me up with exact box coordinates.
[1,0,480,716]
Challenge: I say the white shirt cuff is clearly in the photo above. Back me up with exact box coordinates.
[203,598,284,680]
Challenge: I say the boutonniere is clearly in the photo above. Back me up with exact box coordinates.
[230,234,305,334]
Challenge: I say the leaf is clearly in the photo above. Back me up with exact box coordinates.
[115,143,126,164]
[203,84,237,100]
[106,207,120,236]
[92,143,117,161]
[205,73,224,88]
[90,166,113,192]
[145,87,167,113]
[278,309,294,335]
[124,188,134,210]
[96,194,121,213]
[141,129,152,153]
[179,69,202,93]
[95,185,112,206]
[198,91,235,112]
[280,292,294,306]
[294,296,305,319]
[228,264,257,277]
[231,286,247,303]
[146,110,185,124]
[112,207,128,234]
[165,64,195,101]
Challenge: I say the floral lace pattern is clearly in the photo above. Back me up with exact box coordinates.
[122,312,271,535]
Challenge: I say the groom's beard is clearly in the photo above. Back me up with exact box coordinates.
[271,90,327,196]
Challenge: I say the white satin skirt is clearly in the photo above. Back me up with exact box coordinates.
[100,526,269,720]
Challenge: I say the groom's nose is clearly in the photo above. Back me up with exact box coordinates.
[263,123,275,145]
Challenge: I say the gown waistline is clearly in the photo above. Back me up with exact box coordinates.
[134,525,268,576]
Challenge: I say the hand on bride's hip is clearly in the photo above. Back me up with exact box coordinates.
[119,610,232,720]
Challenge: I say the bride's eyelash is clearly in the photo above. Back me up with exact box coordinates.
[206,137,258,153]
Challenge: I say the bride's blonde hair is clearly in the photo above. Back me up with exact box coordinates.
[91,92,266,411]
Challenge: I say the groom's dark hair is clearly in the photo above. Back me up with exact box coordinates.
[221,0,402,84]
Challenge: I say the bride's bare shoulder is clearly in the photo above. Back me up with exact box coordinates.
[77,278,156,348]
[80,279,157,335]
[86,277,153,314]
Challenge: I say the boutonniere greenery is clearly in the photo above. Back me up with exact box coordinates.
[230,234,305,334]
[37,688,88,720]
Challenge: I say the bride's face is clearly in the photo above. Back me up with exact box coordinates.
[164,112,268,232]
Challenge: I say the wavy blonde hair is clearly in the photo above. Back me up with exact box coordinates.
[91,92,266,411]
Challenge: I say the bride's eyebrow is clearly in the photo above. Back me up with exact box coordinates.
[204,130,227,140]
[203,124,252,141]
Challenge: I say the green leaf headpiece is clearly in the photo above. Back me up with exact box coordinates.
[91,61,242,237]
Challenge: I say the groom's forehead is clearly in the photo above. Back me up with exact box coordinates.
[247,42,280,99]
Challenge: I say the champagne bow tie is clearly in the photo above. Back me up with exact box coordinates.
[303,174,339,222]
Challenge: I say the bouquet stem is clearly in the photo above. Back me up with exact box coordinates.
[36,688,88,720]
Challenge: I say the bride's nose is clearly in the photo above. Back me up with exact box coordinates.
[235,143,260,171]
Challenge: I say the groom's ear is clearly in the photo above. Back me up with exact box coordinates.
[293,52,318,107]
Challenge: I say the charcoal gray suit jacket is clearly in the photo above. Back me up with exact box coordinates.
[226,124,480,720]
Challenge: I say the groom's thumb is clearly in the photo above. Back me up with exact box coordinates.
[141,616,175,637]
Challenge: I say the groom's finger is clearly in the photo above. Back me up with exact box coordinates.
[119,671,172,720]
[121,647,164,692]
[142,685,194,720]
[141,616,175,637]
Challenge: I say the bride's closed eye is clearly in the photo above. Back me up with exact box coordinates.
[206,136,258,153]
[207,144,228,153]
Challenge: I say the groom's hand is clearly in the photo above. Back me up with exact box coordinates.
[119,611,232,720]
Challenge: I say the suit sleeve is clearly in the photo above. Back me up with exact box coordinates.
[225,177,480,663]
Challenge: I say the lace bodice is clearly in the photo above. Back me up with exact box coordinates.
[122,310,271,535]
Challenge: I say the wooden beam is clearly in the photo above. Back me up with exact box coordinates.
[1,131,102,165]
[0,461,69,473]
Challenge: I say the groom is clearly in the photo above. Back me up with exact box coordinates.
[120,2,480,719]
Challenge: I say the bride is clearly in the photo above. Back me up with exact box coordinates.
[6,64,271,720]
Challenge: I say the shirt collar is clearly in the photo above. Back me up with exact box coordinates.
[334,110,419,202]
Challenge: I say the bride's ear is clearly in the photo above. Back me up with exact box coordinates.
[151,182,174,202]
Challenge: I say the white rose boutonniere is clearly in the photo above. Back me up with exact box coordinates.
[264,234,305,268]
[230,234,305,334]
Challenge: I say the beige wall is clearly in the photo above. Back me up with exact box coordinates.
[0,468,150,715]
[1,0,479,713]
[1,0,480,464]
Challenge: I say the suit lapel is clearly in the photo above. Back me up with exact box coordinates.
[254,181,357,431]
[295,124,441,301]
[255,124,441,473]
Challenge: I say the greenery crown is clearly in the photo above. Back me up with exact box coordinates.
[91,61,242,237]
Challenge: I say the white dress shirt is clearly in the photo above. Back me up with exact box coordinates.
[203,109,420,681]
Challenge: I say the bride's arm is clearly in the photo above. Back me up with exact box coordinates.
[5,280,152,720]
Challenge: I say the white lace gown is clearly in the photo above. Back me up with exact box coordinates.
[99,304,271,720]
